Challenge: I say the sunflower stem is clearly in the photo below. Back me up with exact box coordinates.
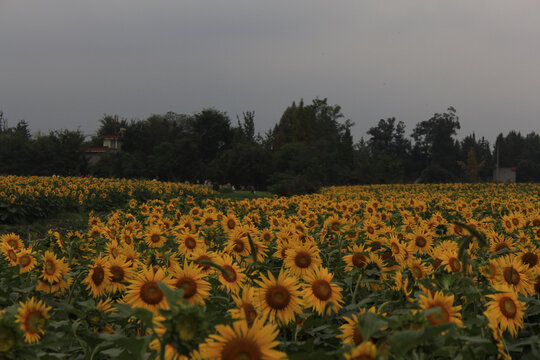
[352,272,363,304]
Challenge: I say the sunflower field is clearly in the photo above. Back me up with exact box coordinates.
[0,175,214,223]
[1,179,540,359]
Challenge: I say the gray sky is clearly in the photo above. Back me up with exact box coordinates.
[1,0,539,144]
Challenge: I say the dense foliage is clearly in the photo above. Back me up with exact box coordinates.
[1,179,539,359]
[2,101,540,195]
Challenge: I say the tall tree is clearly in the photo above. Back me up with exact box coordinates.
[411,107,461,177]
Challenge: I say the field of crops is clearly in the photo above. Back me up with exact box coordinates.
[1,178,540,359]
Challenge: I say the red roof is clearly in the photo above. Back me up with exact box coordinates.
[100,134,120,139]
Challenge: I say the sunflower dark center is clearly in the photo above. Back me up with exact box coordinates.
[196,255,211,271]
[44,261,56,275]
[494,243,509,252]
[25,311,46,333]
[427,305,450,325]
[294,251,312,268]
[233,240,245,253]
[241,303,258,326]
[312,279,332,301]
[352,325,363,345]
[150,234,161,243]
[19,255,31,267]
[222,265,237,283]
[534,276,540,294]
[411,265,423,278]
[227,219,236,230]
[184,237,197,249]
[352,254,367,269]
[92,266,105,286]
[221,338,262,360]
[176,277,197,299]
[449,258,461,272]
[110,265,124,282]
[415,236,427,248]
[140,281,164,305]
[265,285,291,310]
[499,296,517,318]
[7,249,17,262]
[503,267,520,286]
[522,252,538,268]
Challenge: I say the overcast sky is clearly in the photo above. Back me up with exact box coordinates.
[1,0,539,143]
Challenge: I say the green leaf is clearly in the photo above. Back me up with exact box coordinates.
[158,281,184,306]
[357,312,387,340]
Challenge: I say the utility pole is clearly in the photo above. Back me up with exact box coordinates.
[495,139,500,182]
[0,110,7,132]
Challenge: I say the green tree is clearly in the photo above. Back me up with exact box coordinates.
[412,107,461,178]
[367,118,411,183]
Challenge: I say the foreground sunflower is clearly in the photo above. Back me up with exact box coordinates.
[484,286,525,337]
[199,318,286,360]
[418,290,463,327]
[344,341,378,360]
[283,242,322,279]
[170,262,211,305]
[496,255,534,296]
[15,297,52,343]
[41,250,68,284]
[82,256,112,298]
[302,267,343,316]
[255,270,303,325]
[123,266,175,314]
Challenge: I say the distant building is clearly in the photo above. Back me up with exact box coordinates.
[493,167,516,183]
[83,134,123,166]
[101,134,122,150]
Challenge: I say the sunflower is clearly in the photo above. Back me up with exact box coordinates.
[41,250,67,284]
[488,232,514,255]
[344,341,377,360]
[230,286,261,327]
[1,244,19,266]
[82,256,112,298]
[225,229,251,259]
[255,270,303,325]
[145,225,167,248]
[123,266,175,314]
[439,250,463,273]
[385,235,406,263]
[188,248,218,275]
[17,248,37,274]
[215,254,246,294]
[178,232,203,255]
[301,267,343,316]
[170,262,211,306]
[518,247,539,272]
[199,318,286,360]
[407,258,432,281]
[106,255,133,293]
[495,255,534,295]
[408,229,434,254]
[480,260,500,284]
[0,232,23,250]
[343,244,369,273]
[222,214,239,233]
[339,313,364,346]
[15,297,52,343]
[283,242,322,279]
[484,286,525,337]
[418,290,463,327]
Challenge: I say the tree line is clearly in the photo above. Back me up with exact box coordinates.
[1,99,539,194]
